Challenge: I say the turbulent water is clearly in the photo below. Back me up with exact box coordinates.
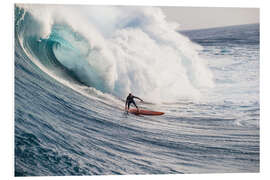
[15,4,259,176]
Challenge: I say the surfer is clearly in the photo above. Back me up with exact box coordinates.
[125,93,143,113]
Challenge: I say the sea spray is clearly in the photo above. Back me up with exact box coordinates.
[16,4,214,102]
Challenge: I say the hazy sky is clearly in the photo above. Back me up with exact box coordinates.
[161,7,259,30]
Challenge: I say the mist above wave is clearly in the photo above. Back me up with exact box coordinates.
[16,4,214,102]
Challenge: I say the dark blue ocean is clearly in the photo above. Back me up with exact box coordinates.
[15,5,259,176]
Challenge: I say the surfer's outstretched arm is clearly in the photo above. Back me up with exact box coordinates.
[134,96,143,102]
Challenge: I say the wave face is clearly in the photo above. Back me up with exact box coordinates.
[15,4,214,102]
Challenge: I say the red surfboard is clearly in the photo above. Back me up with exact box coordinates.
[128,108,164,116]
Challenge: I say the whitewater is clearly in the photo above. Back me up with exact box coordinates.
[15,4,259,176]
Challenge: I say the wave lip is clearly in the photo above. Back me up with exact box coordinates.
[15,4,214,102]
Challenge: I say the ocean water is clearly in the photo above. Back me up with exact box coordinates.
[15,5,259,176]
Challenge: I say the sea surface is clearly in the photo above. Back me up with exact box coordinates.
[15,5,259,176]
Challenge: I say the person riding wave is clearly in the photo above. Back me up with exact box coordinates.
[125,93,143,113]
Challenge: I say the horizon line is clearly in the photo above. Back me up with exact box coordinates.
[179,22,259,32]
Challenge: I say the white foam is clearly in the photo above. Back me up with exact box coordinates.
[18,4,215,103]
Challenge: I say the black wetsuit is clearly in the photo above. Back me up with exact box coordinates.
[125,94,142,110]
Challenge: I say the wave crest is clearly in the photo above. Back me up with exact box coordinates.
[15,4,214,102]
